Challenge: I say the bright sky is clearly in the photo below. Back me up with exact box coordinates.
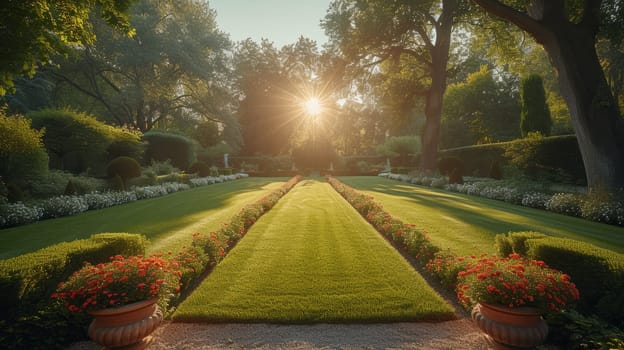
[209,0,332,47]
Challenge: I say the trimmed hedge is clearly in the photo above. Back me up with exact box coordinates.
[438,135,585,184]
[0,233,148,349]
[495,232,624,326]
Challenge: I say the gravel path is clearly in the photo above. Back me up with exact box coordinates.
[68,318,490,350]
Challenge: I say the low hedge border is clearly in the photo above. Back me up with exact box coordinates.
[495,232,624,327]
[0,233,148,349]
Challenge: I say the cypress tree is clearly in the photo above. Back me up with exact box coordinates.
[520,74,552,137]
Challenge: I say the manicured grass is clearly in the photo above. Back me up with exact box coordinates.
[173,179,455,323]
[339,176,624,255]
[0,178,287,259]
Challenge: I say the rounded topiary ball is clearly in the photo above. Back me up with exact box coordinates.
[107,156,142,181]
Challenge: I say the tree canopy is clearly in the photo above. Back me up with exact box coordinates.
[0,0,135,95]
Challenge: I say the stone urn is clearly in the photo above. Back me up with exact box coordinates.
[88,298,163,350]
[472,302,548,349]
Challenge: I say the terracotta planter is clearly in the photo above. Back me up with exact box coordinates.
[472,302,548,349]
[88,298,163,350]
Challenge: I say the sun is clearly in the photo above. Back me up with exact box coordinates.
[304,97,322,116]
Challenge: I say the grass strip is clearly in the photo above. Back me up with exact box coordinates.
[0,178,288,259]
[173,179,455,323]
[338,177,624,255]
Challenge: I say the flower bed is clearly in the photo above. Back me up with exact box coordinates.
[379,173,624,226]
[0,174,248,229]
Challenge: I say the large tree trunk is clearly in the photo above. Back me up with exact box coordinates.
[419,0,457,173]
[472,0,624,191]
[540,27,624,191]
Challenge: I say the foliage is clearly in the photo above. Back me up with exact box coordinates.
[0,0,134,95]
[0,110,49,183]
[28,108,140,175]
[106,140,145,162]
[455,253,580,313]
[188,162,211,177]
[441,65,520,148]
[107,157,141,189]
[322,0,461,172]
[143,131,196,170]
[546,310,624,350]
[233,38,321,156]
[376,136,421,166]
[53,254,182,313]
[50,0,234,133]
[520,74,552,137]
[0,233,146,349]
[439,134,586,184]
[495,232,624,326]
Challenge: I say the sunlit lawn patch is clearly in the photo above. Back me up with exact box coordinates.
[0,178,287,259]
[339,176,624,255]
[173,180,455,323]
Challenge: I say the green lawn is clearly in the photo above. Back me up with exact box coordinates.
[0,178,286,259]
[173,179,455,323]
[339,176,624,255]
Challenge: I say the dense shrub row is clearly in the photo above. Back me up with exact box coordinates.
[0,233,148,349]
[327,177,623,348]
[438,134,586,184]
[495,232,624,327]
[0,174,247,228]
[381,173,624,226]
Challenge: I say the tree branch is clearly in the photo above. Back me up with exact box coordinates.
[471,0,549,41]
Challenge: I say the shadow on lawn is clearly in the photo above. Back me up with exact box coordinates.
[340,177,624,253]
[0,178,284,259]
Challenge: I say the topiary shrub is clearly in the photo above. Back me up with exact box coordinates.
[6,183,24,203]
[520,74,552,137]
[189,162,211,177]
[107,157,141,190]
[63,180,78,195]
[143,131,196,170]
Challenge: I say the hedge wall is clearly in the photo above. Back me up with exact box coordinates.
[496,232,624,327]
[0,233,148,349]
[438,135,586,184]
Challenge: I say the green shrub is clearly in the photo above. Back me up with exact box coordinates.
[144,159,179,175]
[520,74,552,137]
[107,156,141,189]
[547,310,624,350]
[27,171,107,199]
[0,233,147,349]
[0,111,49,185]
[143,131,196,170]
[28,108,140,175]
[63,180,78,195]
[439,135,585,184]
[110,174,125,191]
[189,162,211,177]
[495,232,624,326]
[106,140,145,162]
[6,183,24,203]
[437,156,464,176]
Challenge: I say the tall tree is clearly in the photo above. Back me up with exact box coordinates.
[50,0,234,133]
[323,0,461,172]
[0,0,135,95]
[233,37,323,156]
[471,0,624,191]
